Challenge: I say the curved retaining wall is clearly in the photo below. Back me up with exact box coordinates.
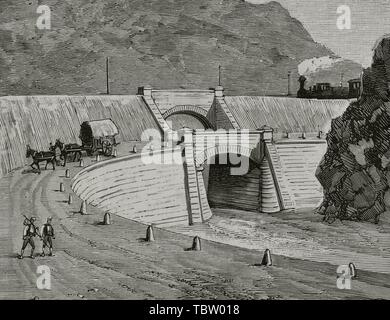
[72,149,193,227]
[0,95,160,178]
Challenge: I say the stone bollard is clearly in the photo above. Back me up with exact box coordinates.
[132,145,137,153]
[80,200,87,215]
[68,194,73,205]
[79,159,84,167]
[148,144,154,156]
[96,154,100,162]
[286,132,290,139]
[65,169,70,178]
[146,225,155,242]
[317,131,323,139]
[59,182,65,192]
[349,262,357,279]
[301,132,306,139]
[112,149,118,157]
[103,212,111,225]
[261,249,272,266]
[191,236,201,251]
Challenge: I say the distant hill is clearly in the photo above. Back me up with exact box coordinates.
[0,0,362,96]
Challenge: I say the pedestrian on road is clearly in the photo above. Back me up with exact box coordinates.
[40,217,55,257]
[18,217,39,259]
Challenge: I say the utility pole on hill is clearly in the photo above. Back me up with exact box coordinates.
[287,71,292,96]
[106,57,110,95]
[218,65,222,86]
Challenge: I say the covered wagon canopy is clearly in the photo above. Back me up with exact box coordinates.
[86,119,119,137]
[79,119,119,146]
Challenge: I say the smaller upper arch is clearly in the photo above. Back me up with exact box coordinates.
[163,105,214,129]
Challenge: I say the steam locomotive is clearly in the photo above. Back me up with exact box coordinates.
[297,76,361,99]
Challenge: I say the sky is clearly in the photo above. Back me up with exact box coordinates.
[247,0,390,67]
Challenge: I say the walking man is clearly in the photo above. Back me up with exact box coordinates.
[40,217,55,257]
[18,217,39,259]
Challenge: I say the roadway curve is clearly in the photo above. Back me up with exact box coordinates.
[1,148,390,299]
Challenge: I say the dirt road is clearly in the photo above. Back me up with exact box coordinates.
[170,209,390,275]
[1,153,390,299]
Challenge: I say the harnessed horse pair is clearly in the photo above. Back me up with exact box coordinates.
[26,139,83,172]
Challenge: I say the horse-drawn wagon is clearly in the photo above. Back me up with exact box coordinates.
[79,119,120,156]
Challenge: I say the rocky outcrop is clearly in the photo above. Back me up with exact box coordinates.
[316,35,390,223]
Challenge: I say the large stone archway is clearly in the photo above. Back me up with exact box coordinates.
[192,143,263,213]
[202,152,262,212]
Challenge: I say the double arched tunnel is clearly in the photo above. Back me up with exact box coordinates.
[165,106,266,214]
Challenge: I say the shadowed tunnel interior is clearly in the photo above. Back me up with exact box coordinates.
[204,154,262,212]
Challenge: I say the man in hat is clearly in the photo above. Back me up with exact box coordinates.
[40,217,55,257]
[19,217,39,259]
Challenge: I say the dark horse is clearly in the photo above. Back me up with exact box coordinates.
[26,145,56,173]
[54,139,82,166]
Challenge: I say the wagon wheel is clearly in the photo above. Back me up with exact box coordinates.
[102,140,113,156]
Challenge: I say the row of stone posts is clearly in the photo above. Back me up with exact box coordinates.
[59,160,358,274]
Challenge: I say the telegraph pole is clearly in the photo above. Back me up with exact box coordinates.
[106,57,110,95]
[218,65,221,86]
[287,71,292,96]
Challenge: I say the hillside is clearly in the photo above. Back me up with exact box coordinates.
[0,0,362,96]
